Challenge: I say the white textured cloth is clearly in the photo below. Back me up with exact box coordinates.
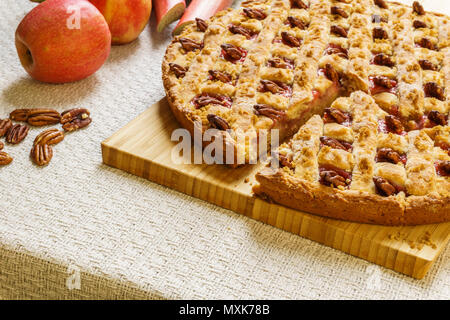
[0,0,448,299]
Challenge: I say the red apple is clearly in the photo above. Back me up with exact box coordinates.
[15,0,111,84]
[89,0,152,45]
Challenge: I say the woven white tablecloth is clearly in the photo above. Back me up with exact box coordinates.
[0,0,448,299]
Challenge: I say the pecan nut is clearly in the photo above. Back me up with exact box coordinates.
[412,1,425,15]
[207,114,230,131]
[292,0,308,9]
[436,161,450,176]
[320,170,348,188]
[428,110,447,126]
[372,53,395,67]
[221,44,245,61]
[259,80,288,95]
[0,151,13,166]
[6,124,29,144]
[286,16,306,29]
[418,59,437,71]
[413,20,427,29]
[320,136,352,152]
[385,115,404,134]
[324,108,350,124]
[275,153,294,169]
[196,18,208,32]
[281,32,301,47]
[26,108,61,126]
[0,118,13,137]
[169,63,187,78]
[61,108,92,132]
[374,0,388,9]
[9,109,29,122]
[331,25,347,38]
[373,27,388,40]
[192,94,232,109]
[30,143,53,166]
[376,148,402,164]
[34,128,64,146]
[243,8,267,20]
[324,44,348,59]
[331,6,348,18]
[372,75,395,89]
[209,70,232,83]
[229,24,254,39]
[424,82,445,101]
[267,57,294,69]
[373,176,396,196]
[0,141,3,150]
[417,37,436,50]
[323,63,340,83]
[253,104,286,121]
[179,38,203,52]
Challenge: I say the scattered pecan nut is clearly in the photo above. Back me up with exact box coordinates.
[331,25,347,38]
[436,161,450,176]
[428,110,447,126]
[292,0,308,9]
[324,44,348,59]
[61,108,92,132]
[179,38,203,52]
[413,20,427,29]
[267,57,294,69]
[373,53,395,67]
[30,143,53,166]
[192,94,231,109]
[418,59,437,71]
[253,104,286,121]
[243,8,267,20]
[324,108,350,124]
[0,151,13,166]
[281,32,301,47]
[376,148,402,164]
[209,70,232,84]
[412,1,425,15]
[424,82,445,101]
[207,114,230,131]
[373,176,397,196]
[331,6,348,18]
[221,44,245,61]
[6,124,29,144]
[416,37,436,50]
[169,63,187,78]
[320,170,348,188]
[34,128,65,146]
[0,118,13,137]
[323,63,340,83]
[275,153,294,169]
[373,27,388,40]
[26,109,61,126]
[372,75,395,89]
[259,80,289,95]
[196,18,208,32]
[374,0,388,9]
[385,115,404,134]
[9,109,29,122]
[320,136,352,152]
[286,16,306,29]
[229,24,254,39]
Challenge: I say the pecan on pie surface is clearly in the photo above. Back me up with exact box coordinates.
[162,0,449,225]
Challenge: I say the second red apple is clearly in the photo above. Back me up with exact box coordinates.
[89,0,152,45]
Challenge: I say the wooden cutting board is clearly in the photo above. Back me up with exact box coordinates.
[102,98,450,279]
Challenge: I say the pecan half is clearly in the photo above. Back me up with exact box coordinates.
[324,107,350,124]
[243,8,267,20]
[30,143,53,166]
[418,59,438,71]
[275,153,294,169]
[428,110,447,126]
[0,141,3,150]
[229,24,254,39]
[320,170,348,188]
[286,16,306,29]
[424,82,445,101]
[373,53,395,67]
[373,27,388,40]
[207,114,230,131]
[6,124,29,144]
[281,32,301,47]
[34,129,64,146]
[9,109,29,122]
[320,136,352,152]
[323,63,340,83]
[413,20,427,29]
[179,38,203,52]
[436,161,450,176]
[253,104,286,121]
[373,176,396,196]
[0,118,13,137]
[416,37,436,50]
[292,0,308,9]
[376,148,402,164]
[267,57,295,69]
[372,14,388,23]
[324,44,348,59]
[331,25,347,38]
[372,75,395,89]
[61,108,92,132]
[0,151,13,166]
[196,18,208,32]
[385,115,404,134]
[259,80,289,95]
[192,94,232,109]
[169,63,186,78]
[221,44,245,61]
[208,70,232,84]
[412,1,425,15]
[374,0,388,9]
[331,6,348,18]
[26,109,61,126]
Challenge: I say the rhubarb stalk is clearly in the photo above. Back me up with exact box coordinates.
[154,0,186,33]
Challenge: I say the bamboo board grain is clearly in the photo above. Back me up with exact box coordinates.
[102,98,450,279]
